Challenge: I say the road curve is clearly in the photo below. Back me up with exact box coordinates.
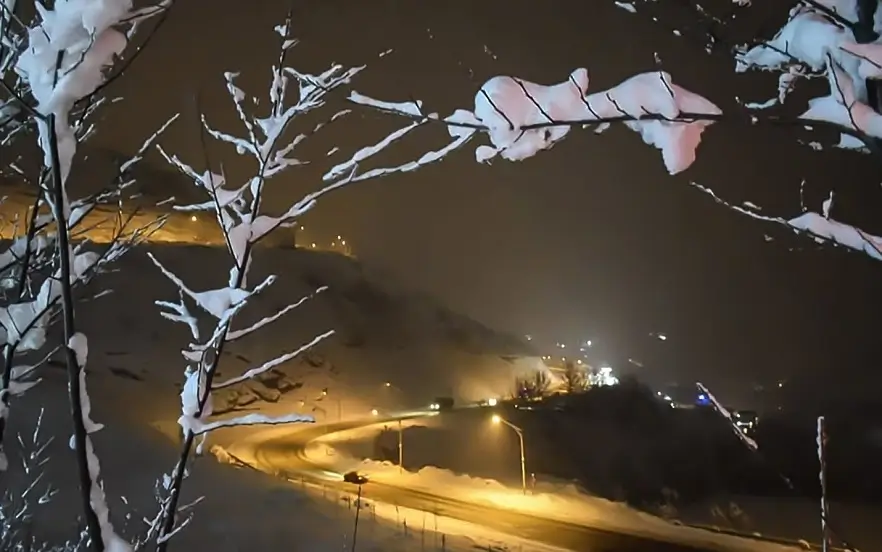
[245,416,723,552]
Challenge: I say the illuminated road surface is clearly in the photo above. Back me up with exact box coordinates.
[247,416,719,552]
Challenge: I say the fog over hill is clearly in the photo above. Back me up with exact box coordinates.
[72,245,540,419]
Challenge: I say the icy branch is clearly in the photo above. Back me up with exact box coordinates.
[147,252,254,319]
[351,68,724,175]
[66,332,131,552]
[189,412,314,435]
[212,330,334,390]
[788,211,882,260]
[696,382,758,451]
[689,182,882,263]
[226,286,327,341]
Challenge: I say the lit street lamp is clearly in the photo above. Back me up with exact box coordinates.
[491,414,527,495]
[320,388,343,421]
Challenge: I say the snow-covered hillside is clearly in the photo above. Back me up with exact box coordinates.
[71,244,538,418]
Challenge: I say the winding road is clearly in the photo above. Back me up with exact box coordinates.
[235,413,762,552]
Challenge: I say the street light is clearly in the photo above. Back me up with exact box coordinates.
[397,419,403,474]
[319,388,342,421]
[491,414,527,495]
[371,408,379,416]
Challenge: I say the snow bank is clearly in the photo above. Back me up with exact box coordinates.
[297,476,572,552]
[303,442,800,552]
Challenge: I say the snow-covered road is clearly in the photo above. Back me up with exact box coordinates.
[225,413,806,552]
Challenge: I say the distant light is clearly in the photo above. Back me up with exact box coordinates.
[190,215,197,222]
[488,398,498,407]
[341,240,346,245]
[371,409,379,416]
[491,414,501,424]
[698,394,706,401]
[384,382,391,387]
[311,243,316,248]
[337,235,342,240]
[576,359,582,364]
[657,333,667,341]
[525,334,532,341]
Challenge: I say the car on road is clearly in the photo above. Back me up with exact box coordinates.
[429,396,455,411]
[342,471,369,485]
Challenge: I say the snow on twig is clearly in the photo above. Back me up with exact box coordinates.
[66,332,131,552]
[225,285,327,341]
[696,382,758,451]
[817,416,831,552]
[212,330,335,390]
[189,412,315,435]
[688,182,882,261]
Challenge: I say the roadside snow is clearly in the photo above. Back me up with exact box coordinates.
[252,468,572,552]
[303,440,801,552]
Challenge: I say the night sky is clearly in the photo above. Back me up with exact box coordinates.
[93,0,882,406]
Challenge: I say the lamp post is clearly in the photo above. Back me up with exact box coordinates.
[320,388,343,421]
[491,414,527,495]
[398,419,403,474]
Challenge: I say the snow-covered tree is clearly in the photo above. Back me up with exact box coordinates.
[146,12,479,548]
[0,1,174,550]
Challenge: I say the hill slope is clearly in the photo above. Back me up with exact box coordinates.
[73,245,540,423]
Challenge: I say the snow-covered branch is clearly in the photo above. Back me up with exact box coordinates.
[695,382,758,451]
[187,412,315,436]
[342,0,882,265]
[212,330,334,390]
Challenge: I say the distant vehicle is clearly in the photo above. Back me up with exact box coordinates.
[476,397,499,408]
[342,471,368,485]
[733,410,759,435]
[429,397,454,411]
